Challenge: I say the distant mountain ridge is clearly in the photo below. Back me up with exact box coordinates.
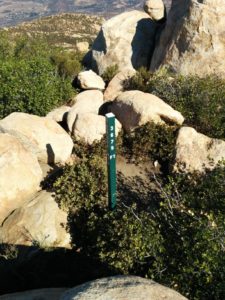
[0,0,171,27]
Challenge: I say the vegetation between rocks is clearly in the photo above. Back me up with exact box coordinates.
[124,67,225,139]
[1,19,225,300]
[54,149,225,300]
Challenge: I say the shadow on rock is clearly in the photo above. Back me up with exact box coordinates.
[0,244,115,296]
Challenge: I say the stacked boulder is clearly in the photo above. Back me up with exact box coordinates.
[143,0,166,21]
[66,72,121,144]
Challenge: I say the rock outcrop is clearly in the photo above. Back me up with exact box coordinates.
[91,10,159,74]
[174,127,225,173]
[104,69,136,102]
[73,113,121,144]
[110,90,184,132]
[0,191,70,248]
[150,0,225,78]
[67,90,104,133]
[0,113,73,164]
[77,70,105,90]
[0,133,42,225]
[143,0,165,21]
[61,276,187,300]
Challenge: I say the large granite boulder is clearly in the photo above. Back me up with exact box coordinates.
[91,10,160,75]
[0,113,73,164]
[150,0,225,78]
[174,127,225,173]
[77,70,105,90]
[0,191,70,248]
[61,276,187,300]
[67,90,104,133]
[73,113,121,144]
[0,133,42,225]
[104,69,136,102]
[110,90,184,132]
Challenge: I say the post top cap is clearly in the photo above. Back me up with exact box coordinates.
[105,112,115,118]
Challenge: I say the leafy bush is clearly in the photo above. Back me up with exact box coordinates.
[54,155,107,212]
[50,51,83,79]
[124,68,225,139]
[0,35,82,118]
[0,32,13,60]
[0,57,73,118]
[155,163,225,299]
[71,202,164,275]
[54,150,225,299]
[118,122,178,169]
[102,64,119,85]
[54,154,164,275]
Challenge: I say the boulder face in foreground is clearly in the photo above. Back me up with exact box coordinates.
[61,276,188,300]
[0,191,70,248]
[0,112,73,164]
[150,0,225,78]
[0,133,42,225]
[110,90,184,132]
[174,127,225,173]
[91,10,159,75]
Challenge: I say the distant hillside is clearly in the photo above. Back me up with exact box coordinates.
[0,0,171,27]
[1,13,104,51]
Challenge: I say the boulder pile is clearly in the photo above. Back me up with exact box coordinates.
[0,2,224,297]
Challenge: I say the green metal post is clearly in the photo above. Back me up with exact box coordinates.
[105,113,117,210]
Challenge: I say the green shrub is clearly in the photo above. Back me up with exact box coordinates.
[71,202,164,275]
[13,36,51,59]
[0,32,13,60]
[54,150,225,299]
[119,122,178,167]
[54,154,164,275]
[54,155,107,212]
[50,51,83,79]
[154,163,225,299]
[102,64,119,85]
[124,68,225,139]
[0,34,82,118]
[0,57,73,118]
